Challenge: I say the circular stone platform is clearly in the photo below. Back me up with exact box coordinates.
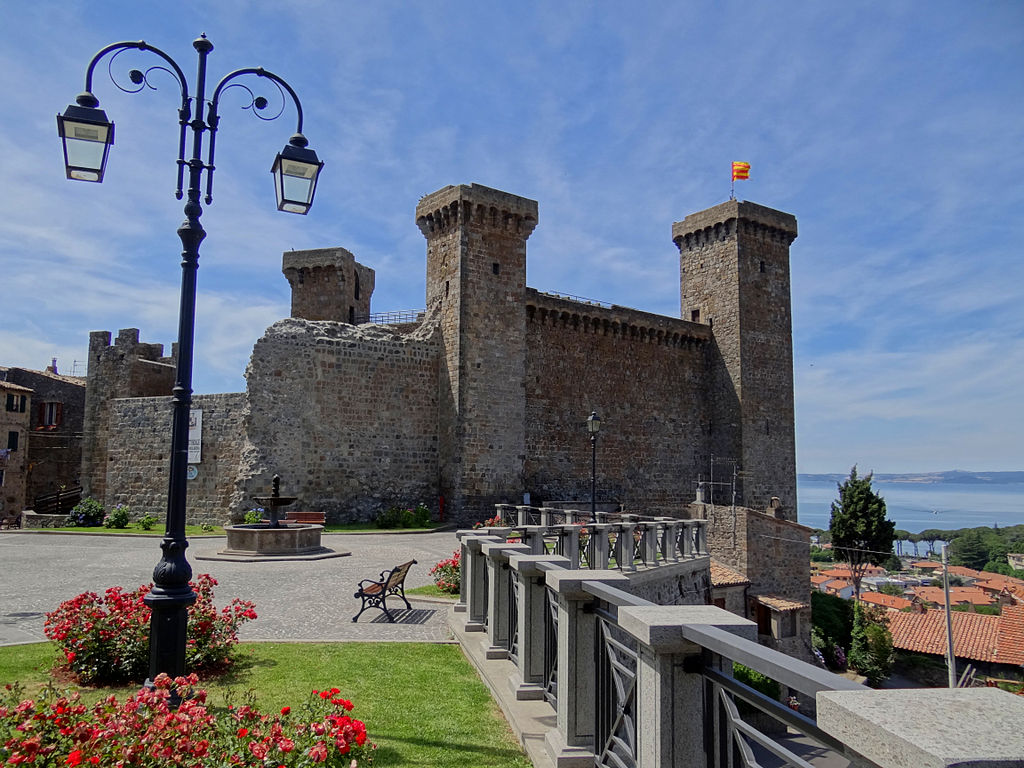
[196,523,349,562]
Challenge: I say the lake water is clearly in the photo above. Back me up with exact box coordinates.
[796,479,1024,536]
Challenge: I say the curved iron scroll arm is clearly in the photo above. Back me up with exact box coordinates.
[204,67,308,204]
[76,40,193,199]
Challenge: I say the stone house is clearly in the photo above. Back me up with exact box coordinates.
[0,363,86,503]
[0,379,31,521]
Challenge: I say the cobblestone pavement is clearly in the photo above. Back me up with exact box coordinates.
[0,531,461,647]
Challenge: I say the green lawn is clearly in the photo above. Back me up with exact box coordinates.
[406,584,458,600]
[17,523,445,535]
[0,642,530,768]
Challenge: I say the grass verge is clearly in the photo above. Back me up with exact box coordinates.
[0,642,530,768]
[406,584,458,600]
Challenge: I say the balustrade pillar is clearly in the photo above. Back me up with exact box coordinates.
[681,521,696,558]
[558,525,581,568]
[543,570,631,767]
[463,534,501,631]
[658,519,682,562]
[695,520,707,555]
[616,605,756,768]
[591,523,612,569]
[481,540,531,658]
[507,554,570,699]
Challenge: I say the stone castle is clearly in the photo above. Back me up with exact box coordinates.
[81,183,799,528]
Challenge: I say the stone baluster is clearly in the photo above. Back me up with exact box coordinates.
[463,534,502,632]
[539,507,551,527]
[521,526,546,555]
[591,523,612,569]
[695,520,708,556]
[617,521,637,572]
[657,518,682,563]
[559,525,580,568]
[454,529,474,613]
[616,605,757,768]
[640,522,659,566]
[507,554,570,700]
[481,540,532,659]
[680,521,696,559]
[543,569,631,767]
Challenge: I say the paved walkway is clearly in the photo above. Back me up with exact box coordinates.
[0,530,461,647]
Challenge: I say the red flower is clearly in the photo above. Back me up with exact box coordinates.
[280,706,290,715]
[237,727,249,738]
[66,751,83,766]
[66,652,76,663]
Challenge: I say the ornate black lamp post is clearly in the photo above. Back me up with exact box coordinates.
[587,411,601,523]
[57,35,323,687]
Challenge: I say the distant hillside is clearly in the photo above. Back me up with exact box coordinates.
[798,470,1024,485]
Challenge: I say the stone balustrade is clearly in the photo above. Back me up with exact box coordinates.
[454,515,1024,768]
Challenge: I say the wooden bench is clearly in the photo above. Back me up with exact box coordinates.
[352,559,417,623]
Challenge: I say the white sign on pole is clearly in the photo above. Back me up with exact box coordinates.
[188,409,202,463]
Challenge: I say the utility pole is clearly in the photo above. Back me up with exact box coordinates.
[941,543,956,688]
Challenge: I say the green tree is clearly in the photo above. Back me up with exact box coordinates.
[847,601,892,687]
[950,529,989,571]
[893,530,910,557]
[829,466,895,598]
[878,582,905,597]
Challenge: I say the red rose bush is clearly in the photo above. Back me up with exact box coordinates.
[0,675,374,767]
[44,574,256,685]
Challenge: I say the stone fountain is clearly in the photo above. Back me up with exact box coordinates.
[200,475,346,561]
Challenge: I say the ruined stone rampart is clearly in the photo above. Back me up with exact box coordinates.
[234,315,440,521]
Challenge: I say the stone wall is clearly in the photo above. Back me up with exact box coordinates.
[104,392,246,525]
[524,291,711,516]
[283,247,375,323]
[82,329,175,503]
[621,558,711,606]
[234,316,440,522]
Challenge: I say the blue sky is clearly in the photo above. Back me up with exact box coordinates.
[1,1,1022,474]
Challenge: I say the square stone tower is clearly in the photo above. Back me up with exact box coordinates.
[673,201,798,516]
[417,184,538,521]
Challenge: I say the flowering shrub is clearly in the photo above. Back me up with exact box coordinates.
[471,515,503,529]
[66,498,104,527]
[429,550,461,595]
[102,505,131,529]
[44,574,257,685]
[243,508,264,524]
[135,513,158,531]
[0,675,375,767]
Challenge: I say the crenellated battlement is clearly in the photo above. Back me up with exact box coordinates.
[416,183,538,240]
[672,199,797,251]
[525,290,709,350]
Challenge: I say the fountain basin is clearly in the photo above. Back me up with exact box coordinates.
[197,523,349,562]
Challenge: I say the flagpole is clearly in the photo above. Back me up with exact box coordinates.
[730,163,735,200]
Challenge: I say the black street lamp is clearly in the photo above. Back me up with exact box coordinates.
[58,35,322,690]
[587,411,601,523]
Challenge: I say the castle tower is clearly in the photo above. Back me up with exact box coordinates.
[81,329,176,502]
[672,201,798,517]
[282,247,375,323]
[416,184,538,522]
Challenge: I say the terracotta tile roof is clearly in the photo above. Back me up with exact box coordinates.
[821,564,886,580]
[755,595,809,612]
[0,380,33,394]
[710,561,750,587]
[889,606,1024,666]
[912,560,941,570]
[860,592,912,611]
[976,575,1024,595]
[823,579,853,595]
[890,609,999,663]
[810,574,831,586]
[947,565,981,580]
[995,605,1024,666]
[911,586,994,607]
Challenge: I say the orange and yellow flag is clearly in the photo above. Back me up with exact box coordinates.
[731,161,750,181]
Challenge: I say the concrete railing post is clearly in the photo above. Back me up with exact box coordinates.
[560,525,581,568]
[618,522,637,572]
[695,520,707,556]
[463,534,501,632]
[481,540,531,659]
[640,522,659,566]
[680,521,695,559]
[516,505,531,526]
[616,606,757,768]
[507,554,570,700]
[659,519,682,562]
[543,569,631,768]
[454,529,474,613]
[592,524,612,569]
